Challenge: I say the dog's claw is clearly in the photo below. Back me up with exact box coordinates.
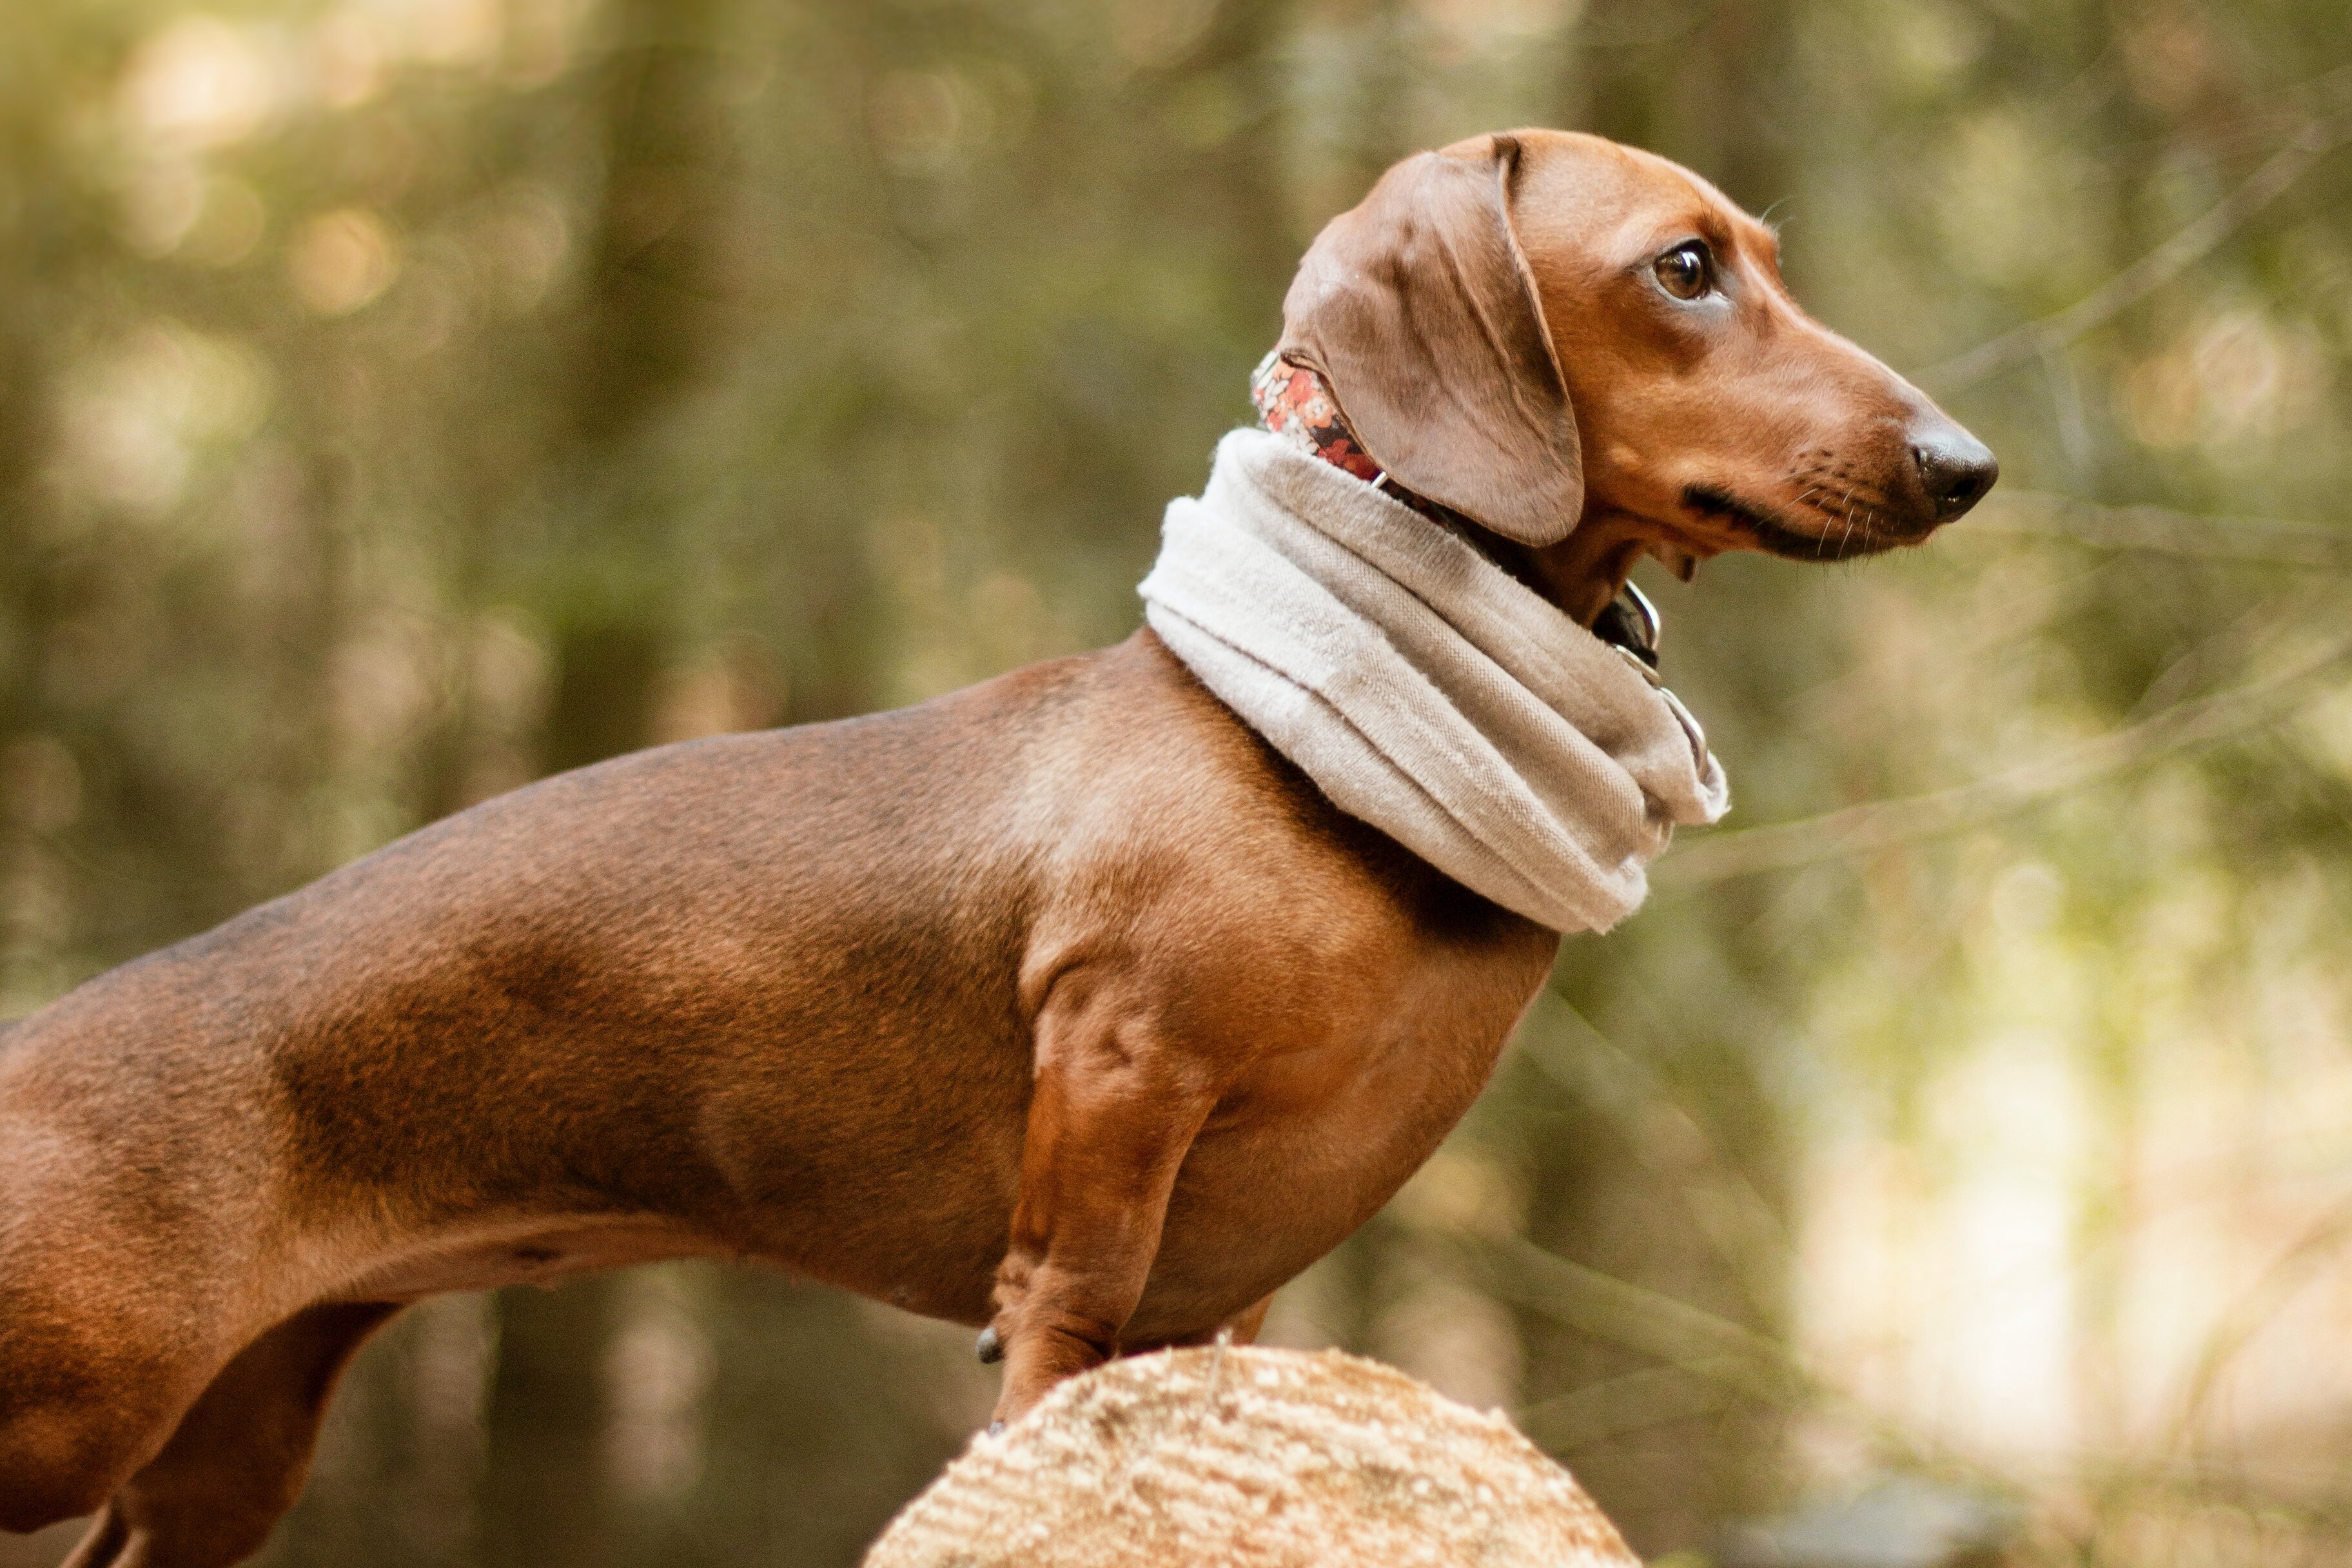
[986,1420,1005,1437]
[975,1325,1002,1364]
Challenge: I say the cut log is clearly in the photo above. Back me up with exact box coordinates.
[865,1345,1640,1568]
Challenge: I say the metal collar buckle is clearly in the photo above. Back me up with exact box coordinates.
[1595,580,1710,763]
[1594,580,1661,676]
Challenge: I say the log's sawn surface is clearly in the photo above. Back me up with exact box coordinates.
[864,1346,1640,1568]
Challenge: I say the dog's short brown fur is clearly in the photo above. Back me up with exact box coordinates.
[0,130,1991,1565]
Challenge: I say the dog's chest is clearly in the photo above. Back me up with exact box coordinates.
[1127,916,1558,1335]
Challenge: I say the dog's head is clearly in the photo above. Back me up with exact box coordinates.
[1277,129,1995,621]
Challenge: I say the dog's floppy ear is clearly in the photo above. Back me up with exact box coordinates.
[1277,134,1582,545]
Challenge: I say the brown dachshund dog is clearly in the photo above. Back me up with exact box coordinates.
[0,130,1992,1565]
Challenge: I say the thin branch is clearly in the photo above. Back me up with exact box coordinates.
[1658,629,2352,886]
[1964,489,2352,569]
[2169,1200,2352,1457]
[1476,1228,2352,1544]
[1467,1236,1992,1488]
[1919,113,2352,391]
[1456,1233,1808,1406]
[1513,1364,1735,1451]
[1514,988,1794,1308]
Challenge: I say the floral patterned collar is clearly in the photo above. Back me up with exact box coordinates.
[1250,352,1389,485]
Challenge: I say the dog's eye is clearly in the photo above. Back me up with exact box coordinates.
[1653,242,1712,300]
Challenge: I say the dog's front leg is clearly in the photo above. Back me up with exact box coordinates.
[985,963,1226,1426]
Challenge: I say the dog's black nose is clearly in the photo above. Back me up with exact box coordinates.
[1912,427,1998,523]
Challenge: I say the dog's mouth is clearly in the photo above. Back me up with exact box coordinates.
[1680,484,1921,563]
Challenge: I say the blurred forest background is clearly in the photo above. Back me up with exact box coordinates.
[5,0,2352,1563]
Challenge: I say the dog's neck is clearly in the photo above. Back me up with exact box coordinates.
[1250,354,1656,661]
